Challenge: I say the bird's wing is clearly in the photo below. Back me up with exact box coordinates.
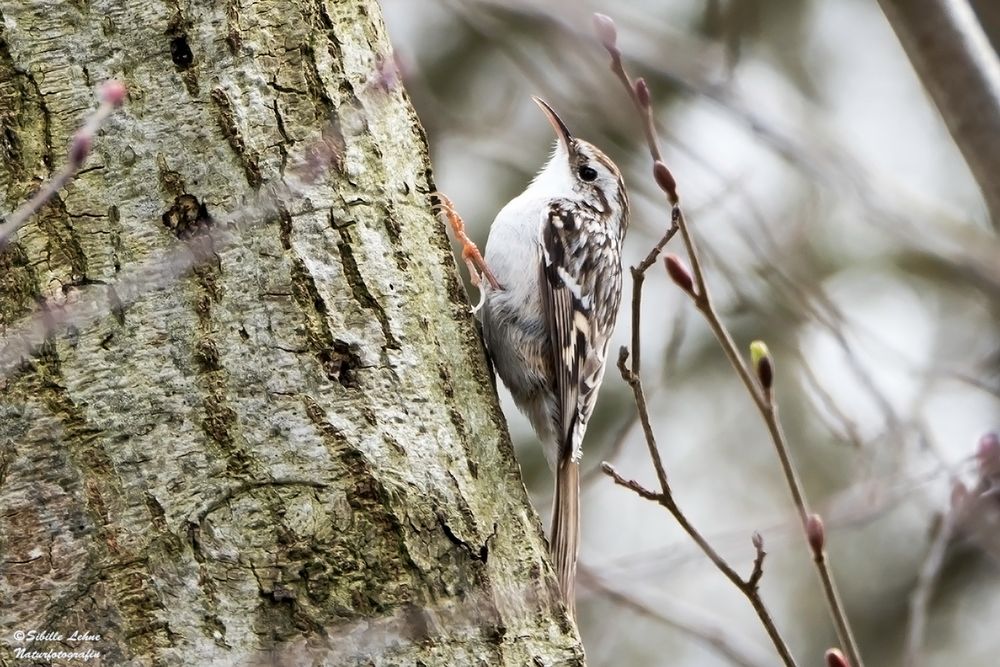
[538,200,615,463]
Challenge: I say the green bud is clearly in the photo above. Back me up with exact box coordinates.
[750,341,773,390]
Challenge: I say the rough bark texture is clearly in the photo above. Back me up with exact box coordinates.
[0,1,583,665]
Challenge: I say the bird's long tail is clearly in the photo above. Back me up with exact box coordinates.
[551,459,580,618]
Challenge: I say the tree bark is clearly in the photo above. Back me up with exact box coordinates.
[0,1,583,665]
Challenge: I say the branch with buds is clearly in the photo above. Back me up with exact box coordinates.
[592,13,796,667]
[0,81,127,249]
[593,12,865,667]
[904,431,1000,667]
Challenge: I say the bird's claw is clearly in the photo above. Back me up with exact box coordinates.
[470,285,487,315]
[434,192,502,313]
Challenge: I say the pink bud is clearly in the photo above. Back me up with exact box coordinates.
[652,160,678,204]
[664,254,694,295]
[592,13,618,53]
[635,77,651,108]
[69,131,92,167]
[369,53,403,92]
[751,531,764,550]
[825,648,850,667]
[99,80,127,108]
[806,513,825,555]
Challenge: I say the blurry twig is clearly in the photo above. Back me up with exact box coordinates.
[601,463,793,666]
[798,359,865,449]
[906,432,1000,666]
[663,146,869,667]
[461,0,1000,295]
[580,401,637,489]
[245,576,557,666]
[581,566,774,667]
[581,310,685,490]
[595,450,973,585]
[903,507,955,667]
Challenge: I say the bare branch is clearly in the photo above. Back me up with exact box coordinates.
[648,107,867,667]
[594,12,864,667]
[903,508,955,667]
[601,460,793,666]
[748,532,766,591]
[907,433,1000,666]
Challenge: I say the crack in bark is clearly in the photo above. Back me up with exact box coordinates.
[272,99,290,175]
[289,255,365,385]
[210,88,262,189]
[166,4,199,96]
[439,516,497,564]
[27,359,175,658]
[335,224,399,350]
[439,361,479,479]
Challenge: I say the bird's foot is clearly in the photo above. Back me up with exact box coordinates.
[433,192,502,297]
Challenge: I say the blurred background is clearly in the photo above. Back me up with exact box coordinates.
[383,1,999,665]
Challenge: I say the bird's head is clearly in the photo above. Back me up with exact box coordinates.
[530,97,626,216]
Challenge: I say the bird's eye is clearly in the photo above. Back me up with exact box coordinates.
[578,165,598,182]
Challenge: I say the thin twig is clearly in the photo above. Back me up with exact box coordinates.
[748,532,766,590]
[594,13,870,667]
[595,15,865,663]
[642,77,869,667]
[673,202,864,666]
[0,81,126,248]
[903,513,952,667]
[601,462,796,666]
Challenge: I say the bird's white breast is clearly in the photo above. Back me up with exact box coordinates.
[483,192,547,301]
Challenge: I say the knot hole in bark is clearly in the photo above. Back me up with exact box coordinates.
[161,194,212,239]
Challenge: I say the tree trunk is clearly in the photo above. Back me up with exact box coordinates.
[0,1,583,665]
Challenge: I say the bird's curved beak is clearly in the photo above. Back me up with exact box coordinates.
[532,96,573,149]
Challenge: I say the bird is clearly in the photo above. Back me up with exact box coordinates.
[479,98,628,617]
